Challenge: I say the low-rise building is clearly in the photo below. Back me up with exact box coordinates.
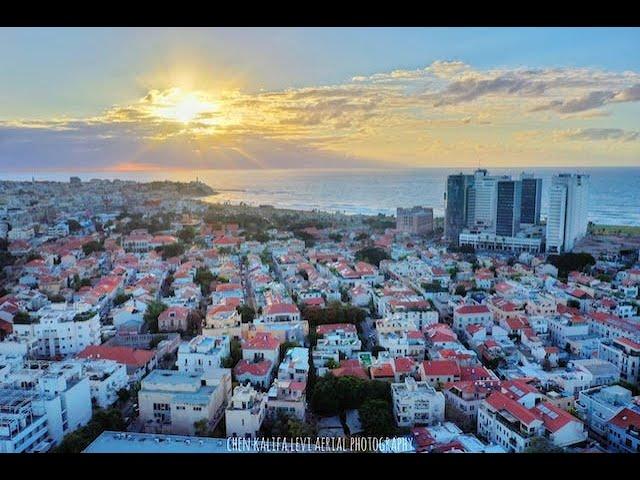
[598,337,640,387]
[177,335,230,375]
[225,384,267,439]
[391,377,445,427]
[606,408,640,453]
[452,305,493,335]
[477,391,587,452]
[138,369,231,436]
[266,379,307,421]
[575,385,635,440]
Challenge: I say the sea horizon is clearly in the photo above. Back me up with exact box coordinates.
[4,166,639,226]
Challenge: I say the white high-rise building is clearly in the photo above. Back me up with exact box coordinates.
[468,169,510,231]
[546,174,590,253]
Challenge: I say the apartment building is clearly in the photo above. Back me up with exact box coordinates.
[607,408,640,453]
[265,379,307,421]
[391,377,445,427]
[315,323,361,359]
[203,303,241,339]
[138,369,231,436]
[598,337,640,386]
[225,384,267,439]
[452,305,493,335]
[378,331,426,360]
[575,385,635,440]
[177,335,231,375]
[477,391,586,452]
[0,389,54,453]
[1,361,92,449]
[12,304,100,358]
[277,347,309,383]
[396,207,434,235]
[72,358,128,408]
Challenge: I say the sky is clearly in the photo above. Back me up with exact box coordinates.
[1,27,639,171]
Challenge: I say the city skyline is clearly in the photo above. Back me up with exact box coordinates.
[1,27,640,172]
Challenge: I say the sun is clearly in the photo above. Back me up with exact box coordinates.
[152,88,219,124]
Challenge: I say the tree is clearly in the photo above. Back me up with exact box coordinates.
[194,267,214,295]
[117,388,131,403]
[422,282,445,293]
[310,375,341,415]
[113,293,132,306]
[279,341,299,362]
[82,240,104,256]
[194,419,210,437]
[325,358,339,370]
[158,243,184,260]
[144,301,167,333]
[355,247,390,267]
[237,304,255,323]
[178,226,196,244]
[221,338,242,368]
[47,293,66,303]
[358,399,396,437]
[524,437,564,453]
[54,408,126,453]
[67,219,82,233]
[547,252,596,279]
[567,299,581,309]
[455,285,467,296]
[12,310,33,325]
[286,418,315,440]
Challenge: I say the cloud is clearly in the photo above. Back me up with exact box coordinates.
[1,61,640,170]
[558,128,640,142]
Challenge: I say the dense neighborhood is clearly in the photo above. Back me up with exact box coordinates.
[0,175,639,454]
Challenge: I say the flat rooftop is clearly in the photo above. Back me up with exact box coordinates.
[84,431,316,453]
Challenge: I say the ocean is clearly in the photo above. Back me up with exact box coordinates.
[4,167,640,226]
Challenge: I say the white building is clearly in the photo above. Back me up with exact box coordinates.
[575,384,634,440]
[74,358,128,408]
[12,304,100,358]
[0,361,92,451]
[315,324,361,359]
[452,305,493,335]
[225,384,267,439]
[391,377,445,427]
[0,389,56,453]
[138,369,231,436]
[277,347,309,383]
[546,174,590,253]
[265,379,307,421]
[478,391,587,452]
[177,335,230,375]
[598,337,640,387]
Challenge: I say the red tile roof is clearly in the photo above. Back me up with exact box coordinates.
[394,357,416,374]
[421,359,461,377]
[316,323,357,335]
[331,359,369,379]
[456,305,490,315]
[532,401,578,433]
[234,359,273,376]
[243,333,280,351]
[77,345,155,367]
[370,363,395,378]
[264,303,299,315]
[486,391,539,425]
[609,408,640,430]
